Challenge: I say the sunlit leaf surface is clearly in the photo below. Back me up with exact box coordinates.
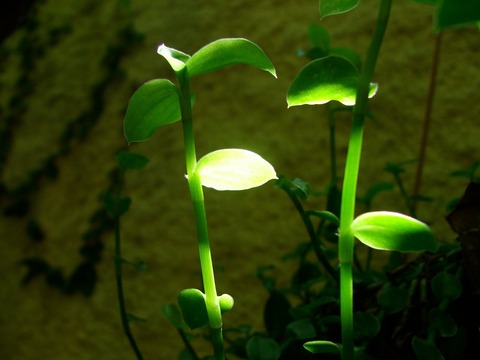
[195,149,277,191]
[351,211,437,252]
[187,38,276,77]
[124,79,181,143]
[287,56,377,107]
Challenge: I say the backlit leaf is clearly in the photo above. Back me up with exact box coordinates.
[157,44,190,72]
[351,211,437,252]
[319,0,360,19]
[304,340,341,354]
[186,38,276,77]
[124,79,180,143]
[287,56,377,107]
[194,149,277,191]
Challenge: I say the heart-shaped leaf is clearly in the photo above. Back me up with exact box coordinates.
[186,38,276,78]
[177,288,208,330]
[124,79,181,143]
[319,0,360,19]
[287,56,377,107]
[351,211,437,253]
[412,336,445,360]
[194,149,277,191]
[246,336,281,360]
[117,150,149,170]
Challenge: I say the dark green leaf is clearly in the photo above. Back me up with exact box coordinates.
[246,336,281,360]
[351,211,437,253]
[429,307,457,337]
[306,210,340,226]
[431,271,462,301]
[161,303,185,329]
[287,56,377,107]
[436,0,480,30]
[412,336,445,360]
[117,150,149,170]
[124,79,180,143]
[287,318,316,339]
[126,313,147,322]
[264,290,292,338]
[319,0,360,19]
[329,47,362,71]
[377,286,409,313]
[354,311,380,341]
[307,23,330,50]
[177,288,209,330]
[187,38,276,77]
[103,191,131,217]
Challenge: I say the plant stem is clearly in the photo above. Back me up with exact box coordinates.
[113,177,144,360]
[338,1,392,359]
[412,32,442,213]
[177,69,225,360]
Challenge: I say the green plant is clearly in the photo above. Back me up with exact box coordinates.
[123,38,278,359]
[117,1,480,359]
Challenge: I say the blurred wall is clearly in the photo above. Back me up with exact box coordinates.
[1,0,479,359]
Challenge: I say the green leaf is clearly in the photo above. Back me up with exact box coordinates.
[354,311,381,341]
[307,23,330,51]
[287,56,378,107]
[246,336,281,360]
[186,38,276,77]
[412,336,445,360]
[177,288,209,330]
[103,191,131,217]
[436,0,480,30]
[117,150,149,170]
[306,210,340,226]
[351,211,437,253]
[429,307,458,337]
[194,149,277,191]
[162,304,186,329]
[319,0,360,19]
[157,44,190,72]
[124,79,181,143]
[431,271,462,301]
[303,340,341,354]
[377,286,409,313]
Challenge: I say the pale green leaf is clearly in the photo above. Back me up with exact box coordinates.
[124,79,180,143]
[304,340,341,354]
[287,56,377,107]
[157,44,190,72]
[186,38,276,77]
[351,211,437,252]
[319,0,360,19]
[177,289,208,330]
[194,149,277,191]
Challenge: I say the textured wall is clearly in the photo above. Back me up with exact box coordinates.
[1,0,479,359]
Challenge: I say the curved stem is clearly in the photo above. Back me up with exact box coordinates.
[177,69,225,360]
[113,173,144,360]
[412,32,442,213]
[338,1,392,359]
